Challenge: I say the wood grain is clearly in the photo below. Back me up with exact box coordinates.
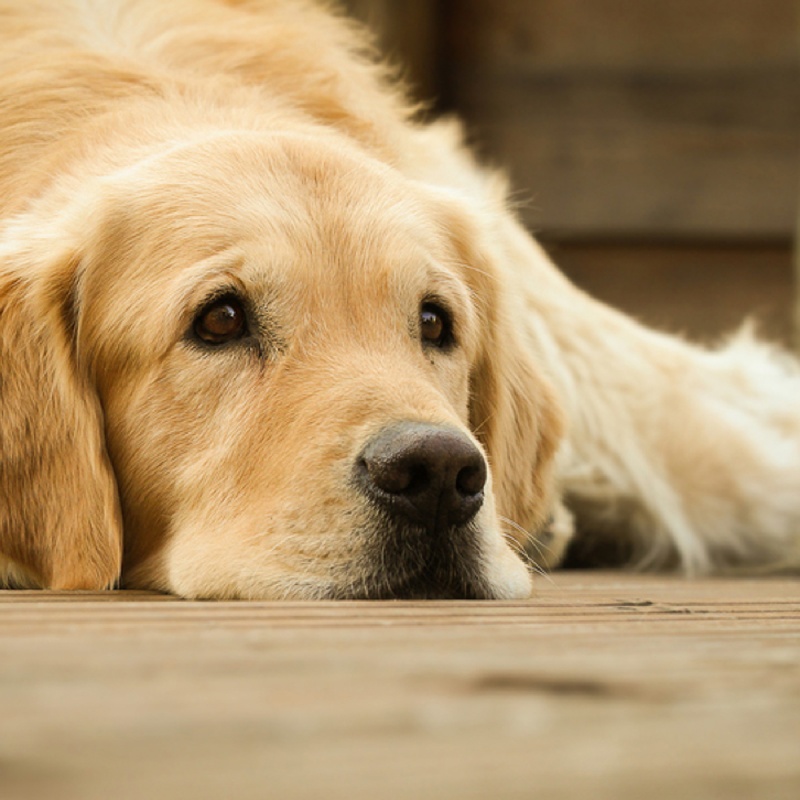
[1,573,798,799]
[441,0,800,238]
[549,241,795,344]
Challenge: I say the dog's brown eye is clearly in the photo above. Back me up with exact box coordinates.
[194,297,247,344]
[420,303,451,348]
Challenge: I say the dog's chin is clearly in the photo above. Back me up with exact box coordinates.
[322,520,534,601]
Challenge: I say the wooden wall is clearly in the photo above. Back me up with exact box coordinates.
[342,1,799,343]
[440,0,799,241]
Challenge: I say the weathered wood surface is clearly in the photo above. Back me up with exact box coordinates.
[551,242,795,344]
[441,0,800,239]
[1,573,798,799]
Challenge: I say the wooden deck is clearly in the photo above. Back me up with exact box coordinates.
[1,572,798,799]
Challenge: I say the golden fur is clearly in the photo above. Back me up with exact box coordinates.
[1,0,798,598]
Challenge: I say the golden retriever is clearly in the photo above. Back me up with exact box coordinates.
[1,0,798,598]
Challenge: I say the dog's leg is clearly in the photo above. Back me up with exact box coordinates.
[498,218,800,574]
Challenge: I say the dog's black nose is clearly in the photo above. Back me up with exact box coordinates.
[358,422,487,529]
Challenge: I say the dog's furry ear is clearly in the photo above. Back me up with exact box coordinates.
[0,244,122,589]
[435,197,565,543]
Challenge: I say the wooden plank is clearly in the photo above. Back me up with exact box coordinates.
[548,242,795,344]
[442,0,800,72]
[442,0,800,239]
[1,573,798,800]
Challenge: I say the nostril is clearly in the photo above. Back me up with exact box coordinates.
[401,464,429,495]
[456,462,486,497]
[365,457,428,496]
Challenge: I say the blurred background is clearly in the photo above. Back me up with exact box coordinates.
[342,0,799,347]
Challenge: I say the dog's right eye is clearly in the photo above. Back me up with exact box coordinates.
[419,302,454,350]
[193,296,247,345]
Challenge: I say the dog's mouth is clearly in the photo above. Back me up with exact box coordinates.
[324,519,499,600]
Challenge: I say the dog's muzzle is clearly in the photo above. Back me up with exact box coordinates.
[344,421,495,599]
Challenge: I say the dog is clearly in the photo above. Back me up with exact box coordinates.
[1,0,798,599]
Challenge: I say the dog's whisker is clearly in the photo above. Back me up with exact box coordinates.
[501,514,559,559]
[498,515,557,584]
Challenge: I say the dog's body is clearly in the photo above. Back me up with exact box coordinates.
[1,0,798,598]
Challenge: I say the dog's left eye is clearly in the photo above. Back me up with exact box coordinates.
[420,303,453,349]
[194,296,247,344]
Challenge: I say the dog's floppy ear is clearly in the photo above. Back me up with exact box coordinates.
[0,242,122,589]
[435,196,565,542]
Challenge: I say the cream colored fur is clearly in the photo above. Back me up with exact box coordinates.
[0,0,797,597]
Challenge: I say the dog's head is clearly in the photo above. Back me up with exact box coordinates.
[0,131,563,598]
